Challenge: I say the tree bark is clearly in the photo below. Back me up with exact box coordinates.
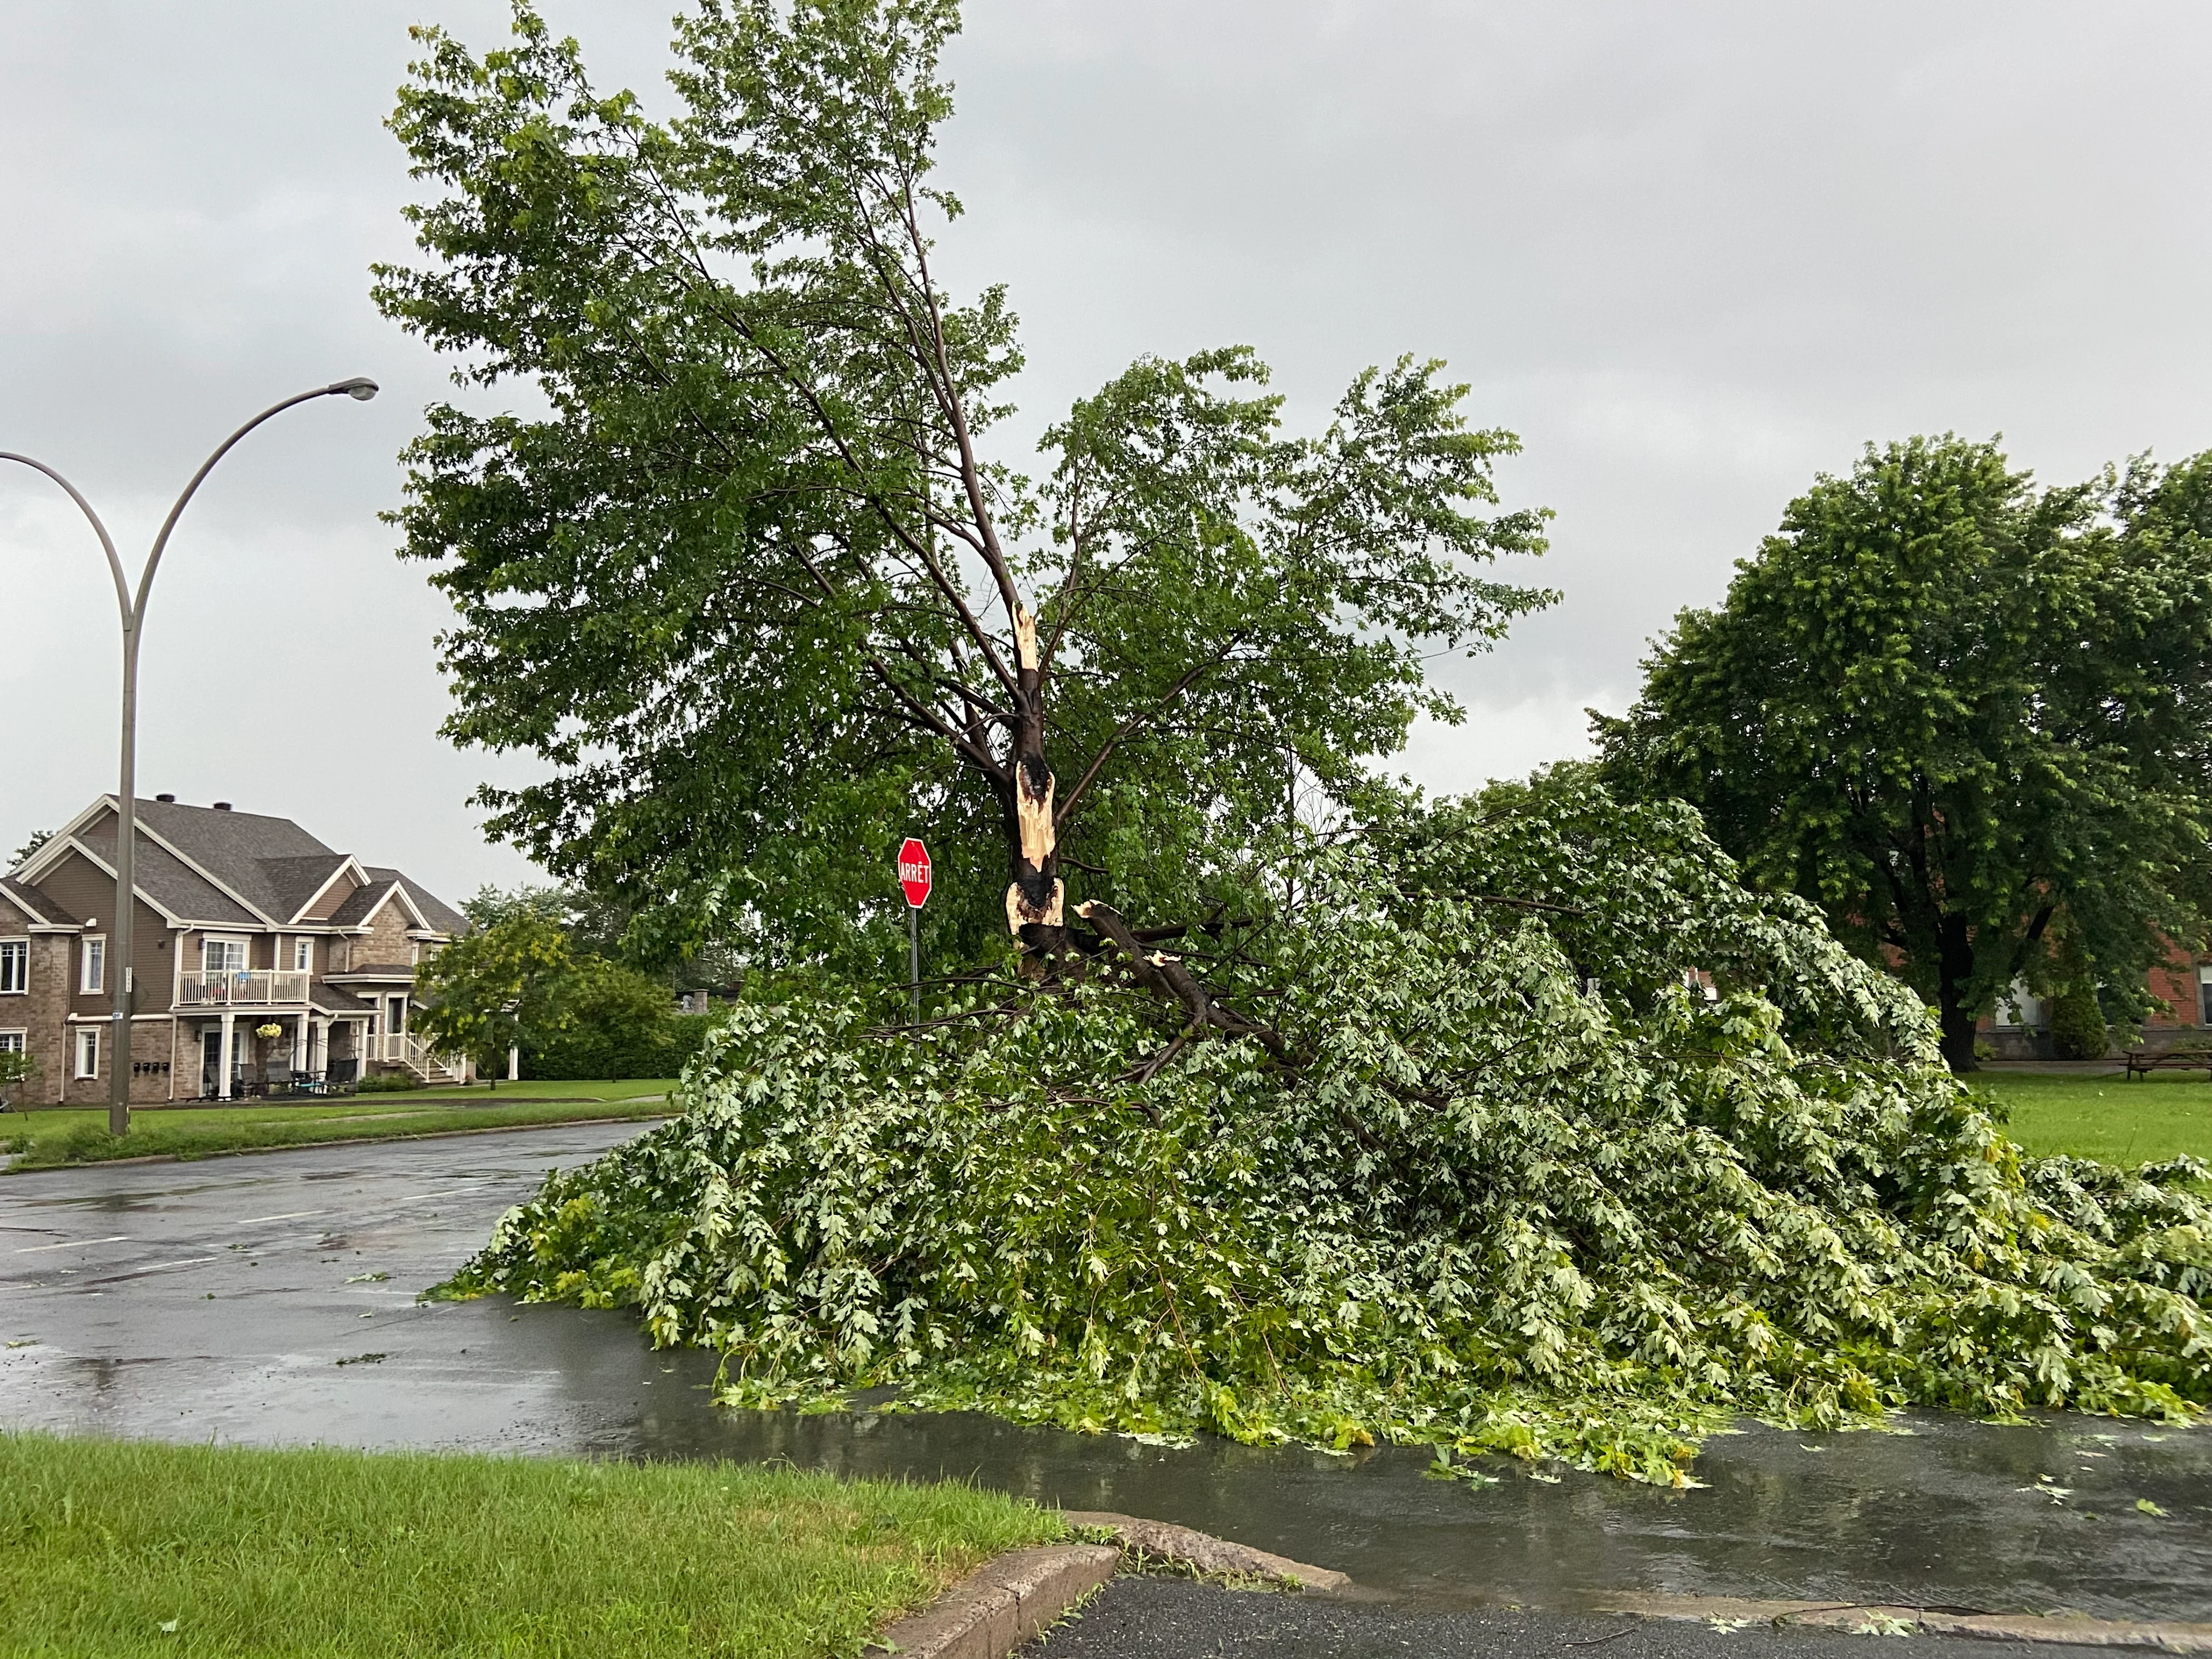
[1936,914,1980,1073]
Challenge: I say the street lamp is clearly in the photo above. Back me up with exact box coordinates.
[2,378,379,1135]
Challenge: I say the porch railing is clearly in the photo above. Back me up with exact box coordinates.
[370,1032,468,1082]
[176,969,312,1007]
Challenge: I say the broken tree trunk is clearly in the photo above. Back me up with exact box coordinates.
[1003,602,1067,965]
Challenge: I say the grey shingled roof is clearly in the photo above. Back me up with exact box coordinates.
[363,868,468,936]
[132,801,332,915]
[88,800,464,935]
[308,982,374,1014]
[257,854,354,921]
[0,876,73,927]
[324,884,389,928]
[128,799,335,921]
[74,821,262,927]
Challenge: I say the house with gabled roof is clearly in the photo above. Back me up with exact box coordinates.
[0,794,471,1104]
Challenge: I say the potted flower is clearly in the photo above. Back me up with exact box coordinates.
[253,1023,285,1093]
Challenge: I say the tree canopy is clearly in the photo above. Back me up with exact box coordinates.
[1596,437,2212,1069]
[373,0,1550,980]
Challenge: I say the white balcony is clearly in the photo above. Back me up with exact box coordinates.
[176,969,312,1007]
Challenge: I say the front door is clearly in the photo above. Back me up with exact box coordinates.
[200,1030,222,1100]
[386,996,407,1040]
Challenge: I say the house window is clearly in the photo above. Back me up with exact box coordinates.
[202,937,247,976]
[81,937,105,995]
[0,940,25,995]
[0,1030,25,1054]
[2198,965,2212,1028]
[74,1027,99,1079]
[293,937,313,972]
[1994,982,2042,1029]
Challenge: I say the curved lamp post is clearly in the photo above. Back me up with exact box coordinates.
[2,377,378,1135]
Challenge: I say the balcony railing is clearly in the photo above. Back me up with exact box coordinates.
[176,969,312,1007]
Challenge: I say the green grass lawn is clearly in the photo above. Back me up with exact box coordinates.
[1,1080,674,1171]
[0,1431,1064,1658]
[1971,1067,2212,1165]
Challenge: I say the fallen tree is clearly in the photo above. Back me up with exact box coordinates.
[448,774,2212,1480]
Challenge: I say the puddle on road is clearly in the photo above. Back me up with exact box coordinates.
[501,1317,2209,1623]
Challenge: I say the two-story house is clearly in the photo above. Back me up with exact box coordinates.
[0,794,472,1104]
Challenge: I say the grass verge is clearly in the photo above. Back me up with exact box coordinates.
[17,1068,2202,1172]
[1971,1067,2212,1165]
[1,1081,673,1171]
[0,1431,1064,1658]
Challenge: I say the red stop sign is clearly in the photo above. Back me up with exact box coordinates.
[897,837,933,908]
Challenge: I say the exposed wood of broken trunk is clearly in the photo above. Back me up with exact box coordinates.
[1002,602,1066,966]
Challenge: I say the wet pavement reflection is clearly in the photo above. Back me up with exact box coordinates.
[2,1123,2206,1622]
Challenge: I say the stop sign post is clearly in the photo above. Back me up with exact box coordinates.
[897,837,931,1017]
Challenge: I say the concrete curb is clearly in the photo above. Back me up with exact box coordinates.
[862,1544,1120,1658]
[1061,1510,1354,1594]
[859,1514,1357,1658]
[1594,1593,2212,1652]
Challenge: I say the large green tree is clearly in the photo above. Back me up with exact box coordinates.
[411,912,577,1071]
[374,0,1549,986]
[1597,436,2212,1070]
[414,910,698,1079]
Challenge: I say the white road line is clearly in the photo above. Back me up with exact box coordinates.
[234,1210,323,1225]
[92,1256,219,1279]
[14,1235,131,1254]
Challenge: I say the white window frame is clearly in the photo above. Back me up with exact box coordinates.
[81,935,105,995]
[74,1025,99,1080]
[293,937,313,972]
[201,935,249,976]
[0,1029,25,1054]
[0,938,26,995]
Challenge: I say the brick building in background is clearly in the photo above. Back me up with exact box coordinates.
[1983,950,2212,1060]
[0,796,470,1104]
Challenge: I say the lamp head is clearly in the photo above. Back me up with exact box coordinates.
[327,377,380,402]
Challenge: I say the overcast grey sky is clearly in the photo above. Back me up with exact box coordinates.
[5,2,2209,904]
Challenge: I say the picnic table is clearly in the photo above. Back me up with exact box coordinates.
[2122,1047,2212,1080]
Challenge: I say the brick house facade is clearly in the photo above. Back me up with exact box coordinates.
[1981,947,2212,1059]
[0,796,471,1104]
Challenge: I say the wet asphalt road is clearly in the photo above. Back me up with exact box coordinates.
[1017,1578,2134,1659]
[0,1121,662,1450]
[1,1124,2207,1648]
